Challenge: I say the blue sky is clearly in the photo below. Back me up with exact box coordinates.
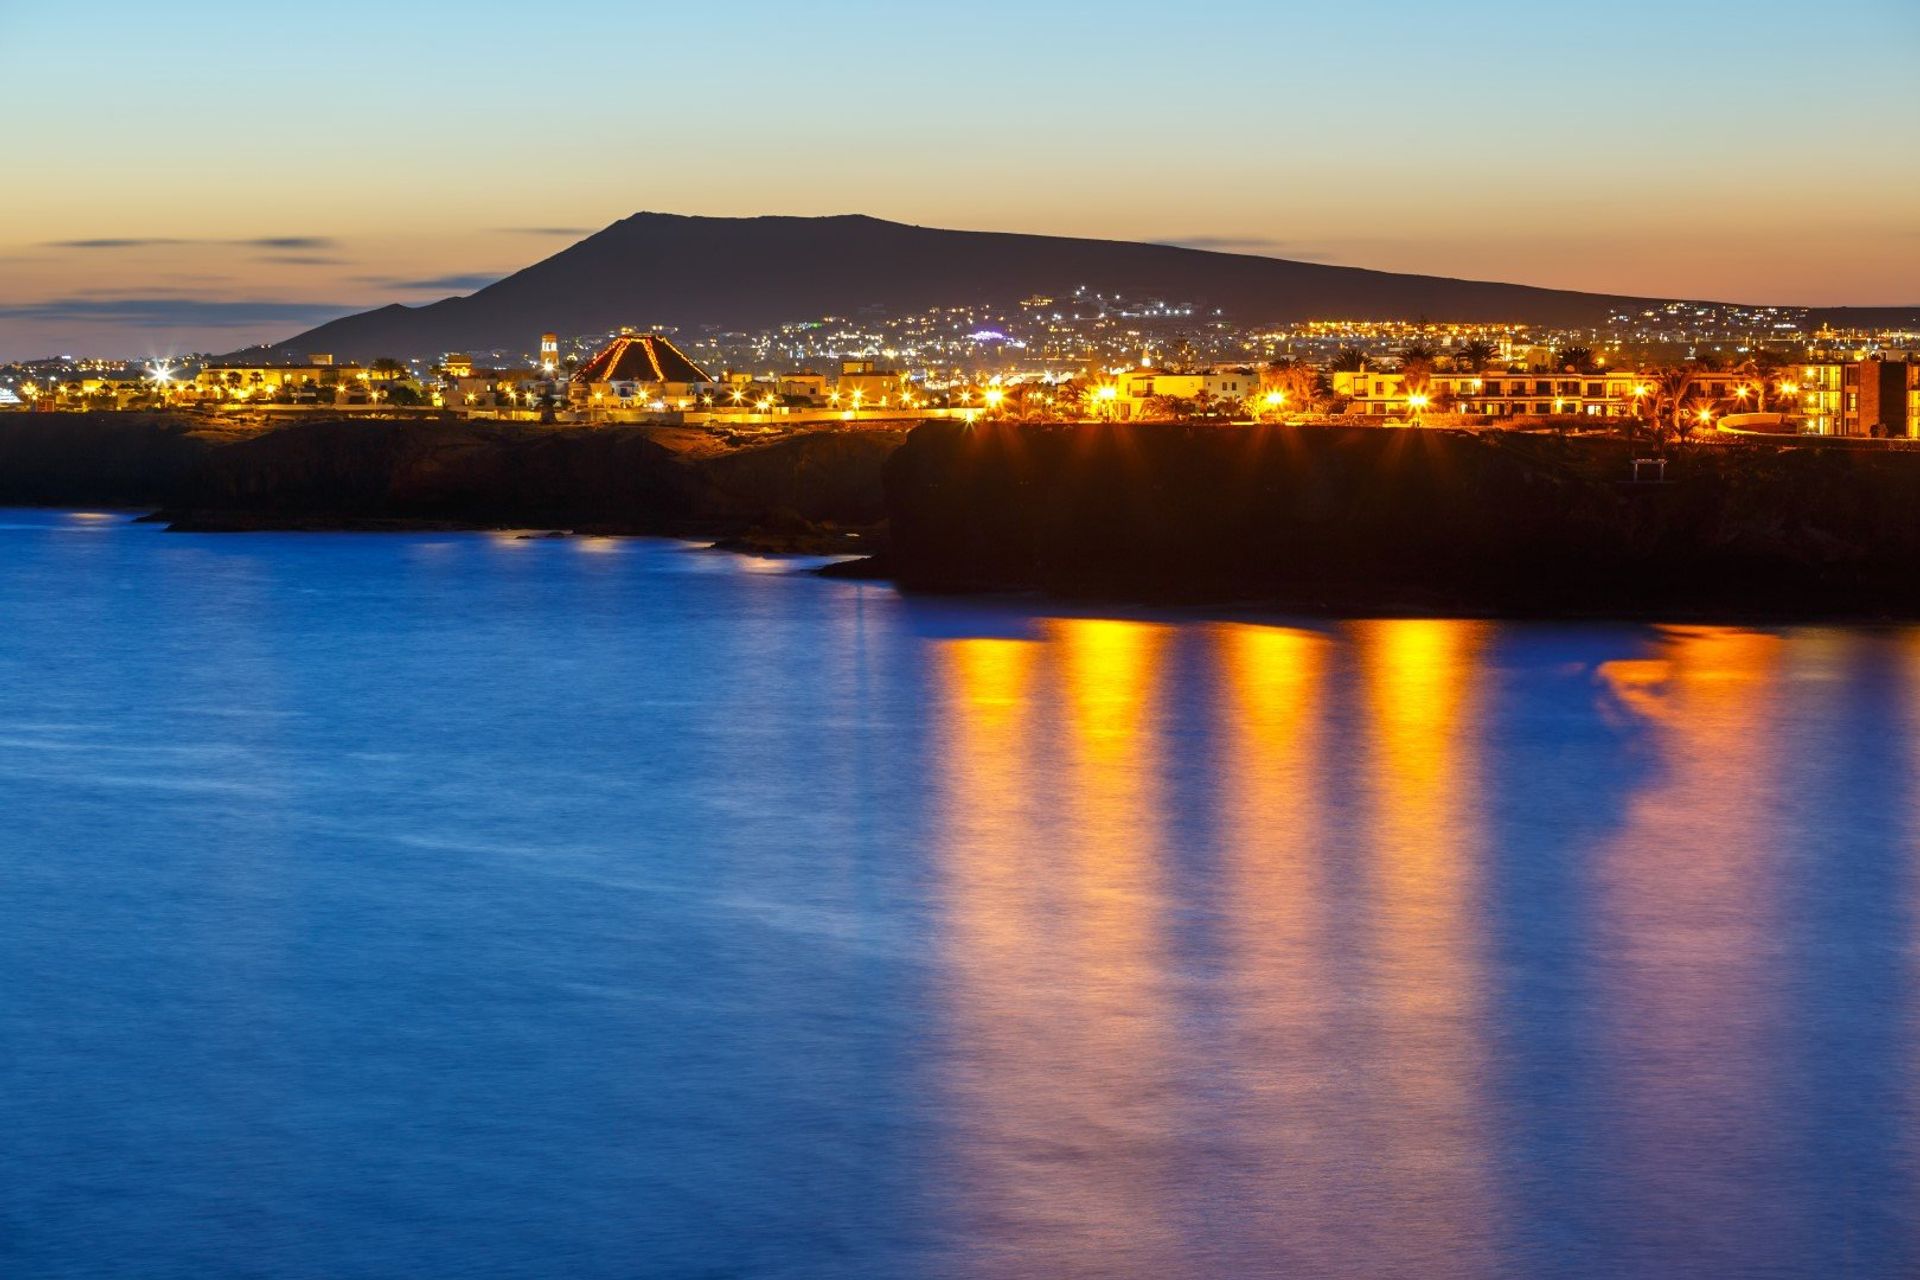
[1,0,1915,357]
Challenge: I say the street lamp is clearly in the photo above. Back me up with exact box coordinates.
[1407,392,1430,426]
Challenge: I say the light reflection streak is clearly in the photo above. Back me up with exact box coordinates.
[935,620,1181,1275]
[1353,618,1499,1273]
[1592,626,1787,1263]
[1213,622,1350,1265]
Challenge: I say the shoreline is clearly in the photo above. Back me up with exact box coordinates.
[16,413,1920,623]
[50,505,1920,627]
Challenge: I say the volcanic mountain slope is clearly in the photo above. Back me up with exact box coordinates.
[264,213,1727,361]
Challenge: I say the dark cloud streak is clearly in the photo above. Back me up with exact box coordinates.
[0,297,361,327]
[257,254,350,266]
[45,235,342,250]
[355,272,501,293]
[49,238,191,249]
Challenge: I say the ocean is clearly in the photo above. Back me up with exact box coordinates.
[0,508,1914,1278]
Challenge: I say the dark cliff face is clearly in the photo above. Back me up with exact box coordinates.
[0,415,904,539]
[884,421,1920,618]
[0,415,214,507]
[180,420,907,533]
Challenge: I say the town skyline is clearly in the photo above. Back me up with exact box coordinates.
[2,0,1916,359]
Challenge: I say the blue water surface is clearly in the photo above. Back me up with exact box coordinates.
[0,509,1915,1279]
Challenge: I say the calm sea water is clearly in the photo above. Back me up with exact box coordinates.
[1,508,1916,1279]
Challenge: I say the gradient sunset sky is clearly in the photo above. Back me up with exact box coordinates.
[2,0,1915,360]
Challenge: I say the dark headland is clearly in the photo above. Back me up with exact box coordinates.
[11,413,1920,620]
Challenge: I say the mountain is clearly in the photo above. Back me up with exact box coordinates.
[262,214,1910,361]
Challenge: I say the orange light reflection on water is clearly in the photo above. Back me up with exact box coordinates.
[935,619,1183,1274]
[1352,618,1500,1272]
[1592,626,1788,1259]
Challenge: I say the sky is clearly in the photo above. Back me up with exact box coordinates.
[1,0,1915,360]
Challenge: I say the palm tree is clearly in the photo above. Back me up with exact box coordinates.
[1399,347,1436,403]
[1329,347,1366,373]
[1735,349,1789,411]
[1557,346,1598,373]
[1266,361,1320,412]
[1650,366,1699,442]
[1454,339,1498,372]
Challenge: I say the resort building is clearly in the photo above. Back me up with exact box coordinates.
[569,331,719,411]
[777,372,830,404]
[1793,356,1914,437]
[1114,367,1263,418]
[191,361,369,400]
[836,360,909,407]
[1334,368,1756,421]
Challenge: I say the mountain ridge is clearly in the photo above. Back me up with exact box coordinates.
[261,213,1920,361]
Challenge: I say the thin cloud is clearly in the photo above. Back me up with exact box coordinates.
[48,238,191,249]
[356,272,500,293]
[45,235,341,251]
[257,254,349,266]
[494,226,593,237]
[0,297,360,327]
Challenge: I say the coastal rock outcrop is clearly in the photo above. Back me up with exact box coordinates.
[883,421,1920,618]
[0,414,904,545]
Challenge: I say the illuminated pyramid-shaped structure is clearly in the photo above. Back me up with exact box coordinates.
[571,331,715,391]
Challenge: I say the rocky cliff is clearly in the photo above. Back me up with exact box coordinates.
[882,421,1920,618]
[0,415,903,546]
